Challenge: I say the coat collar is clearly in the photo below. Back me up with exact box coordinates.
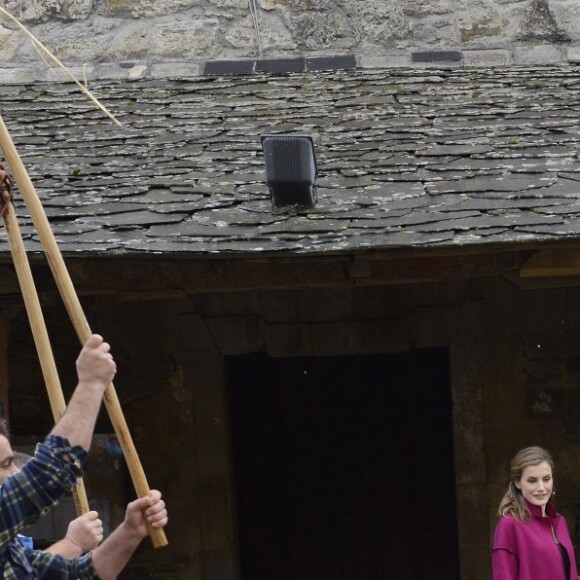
[525,498,558,519]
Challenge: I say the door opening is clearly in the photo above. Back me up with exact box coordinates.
[227,349,459,580]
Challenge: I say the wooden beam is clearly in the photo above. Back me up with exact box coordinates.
[520,249,580,278]
[503,272,580,290]
[65,253,519,295]
[1,251,526,299]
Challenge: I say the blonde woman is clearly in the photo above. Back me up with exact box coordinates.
[492,446,577,579]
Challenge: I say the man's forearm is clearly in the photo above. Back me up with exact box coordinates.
[44,537,83,558]
[50,385,104,451]
[90,490,167,578]
[50,335,116,451]
[90,522,144,580]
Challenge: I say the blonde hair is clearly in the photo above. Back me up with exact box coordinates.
[498,446,554,521]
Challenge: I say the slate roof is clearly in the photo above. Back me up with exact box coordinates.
[0,64,579,257]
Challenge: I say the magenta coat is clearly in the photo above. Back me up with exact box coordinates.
[492,500,577,580]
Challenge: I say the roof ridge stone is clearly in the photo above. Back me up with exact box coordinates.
[0,46,578,84]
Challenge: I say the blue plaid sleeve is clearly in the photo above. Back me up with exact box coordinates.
[2,544,96,579]
[27,550,96,579]
[0,434,88,561]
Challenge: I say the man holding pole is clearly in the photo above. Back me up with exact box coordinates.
[9,439,105,557]
[0,333,168,579]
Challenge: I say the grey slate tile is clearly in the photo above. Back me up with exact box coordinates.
[412,51,462,63]
[203,60,255,76]
[426,175,559,195]
[416,213,563,233]
[307,55,357,72]
[1,65,580,256]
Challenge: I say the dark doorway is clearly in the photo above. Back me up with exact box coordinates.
[226,350,459,580]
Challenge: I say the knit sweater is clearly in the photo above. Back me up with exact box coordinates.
[492,500,577,580]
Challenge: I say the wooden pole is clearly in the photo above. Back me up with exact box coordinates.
[0,115,168,548]
[0,187,90,515]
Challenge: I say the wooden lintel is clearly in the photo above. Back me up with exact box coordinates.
[503,272,580,290]
[519,249,580,278]
[77,253,514,294]
[113,289,188,302]
[0,252,522,300]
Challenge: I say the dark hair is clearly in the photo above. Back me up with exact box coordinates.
[0,417,8,438]
[498,446,554,521]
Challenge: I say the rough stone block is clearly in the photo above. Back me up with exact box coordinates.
[197,439,231,480]
[412,306,460,348]
[186,357,230,441]
[202,551,237,579]
[456,484,489,518]
[358,52,410,68]
[179,314,215,351]
[260,322,313,357]
[513,44,565,65]
[458,549,492,580]
[354,318,411,353]
[92,62,142,80]
[204,316,264,355]
[457,513,491,550]
[486,431,537,487]
[303,318,411,355]
[488,483,508,519]
[150,61,202,78]
[568,46,580,63]
[462,49,514,67]
[0,67,32,85]
[198,480,236,551]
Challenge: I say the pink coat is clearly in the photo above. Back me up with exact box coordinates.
[492,500,577,580]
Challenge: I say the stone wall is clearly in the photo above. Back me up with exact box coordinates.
[4,257,580,578]
[0,0,579,69]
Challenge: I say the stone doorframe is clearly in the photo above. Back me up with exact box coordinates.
[187,297,489,579]
[413,300,489,578]
[450,302,489,579]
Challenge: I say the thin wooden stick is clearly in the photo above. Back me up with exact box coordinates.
[0,187,90,516]
[0,115,168,548]
[0,7,122,127]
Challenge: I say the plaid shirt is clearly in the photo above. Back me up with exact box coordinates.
[0,435,97,579]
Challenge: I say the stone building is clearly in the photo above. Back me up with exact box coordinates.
[0,0,579,71]
[1,1,580,579]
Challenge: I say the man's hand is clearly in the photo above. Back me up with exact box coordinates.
[76,334,116,393]
[52,334,117,450]
[91,490,168,579]
[44,511,104,557]
[65,511,104,553]
[124,490,168,540]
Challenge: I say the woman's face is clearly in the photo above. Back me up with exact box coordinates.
[516,461,553,515]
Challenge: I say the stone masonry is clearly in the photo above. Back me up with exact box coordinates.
[0,0,579,73]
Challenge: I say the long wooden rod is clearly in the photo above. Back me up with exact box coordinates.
[0,116,168,548]
[0,187,90,515]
